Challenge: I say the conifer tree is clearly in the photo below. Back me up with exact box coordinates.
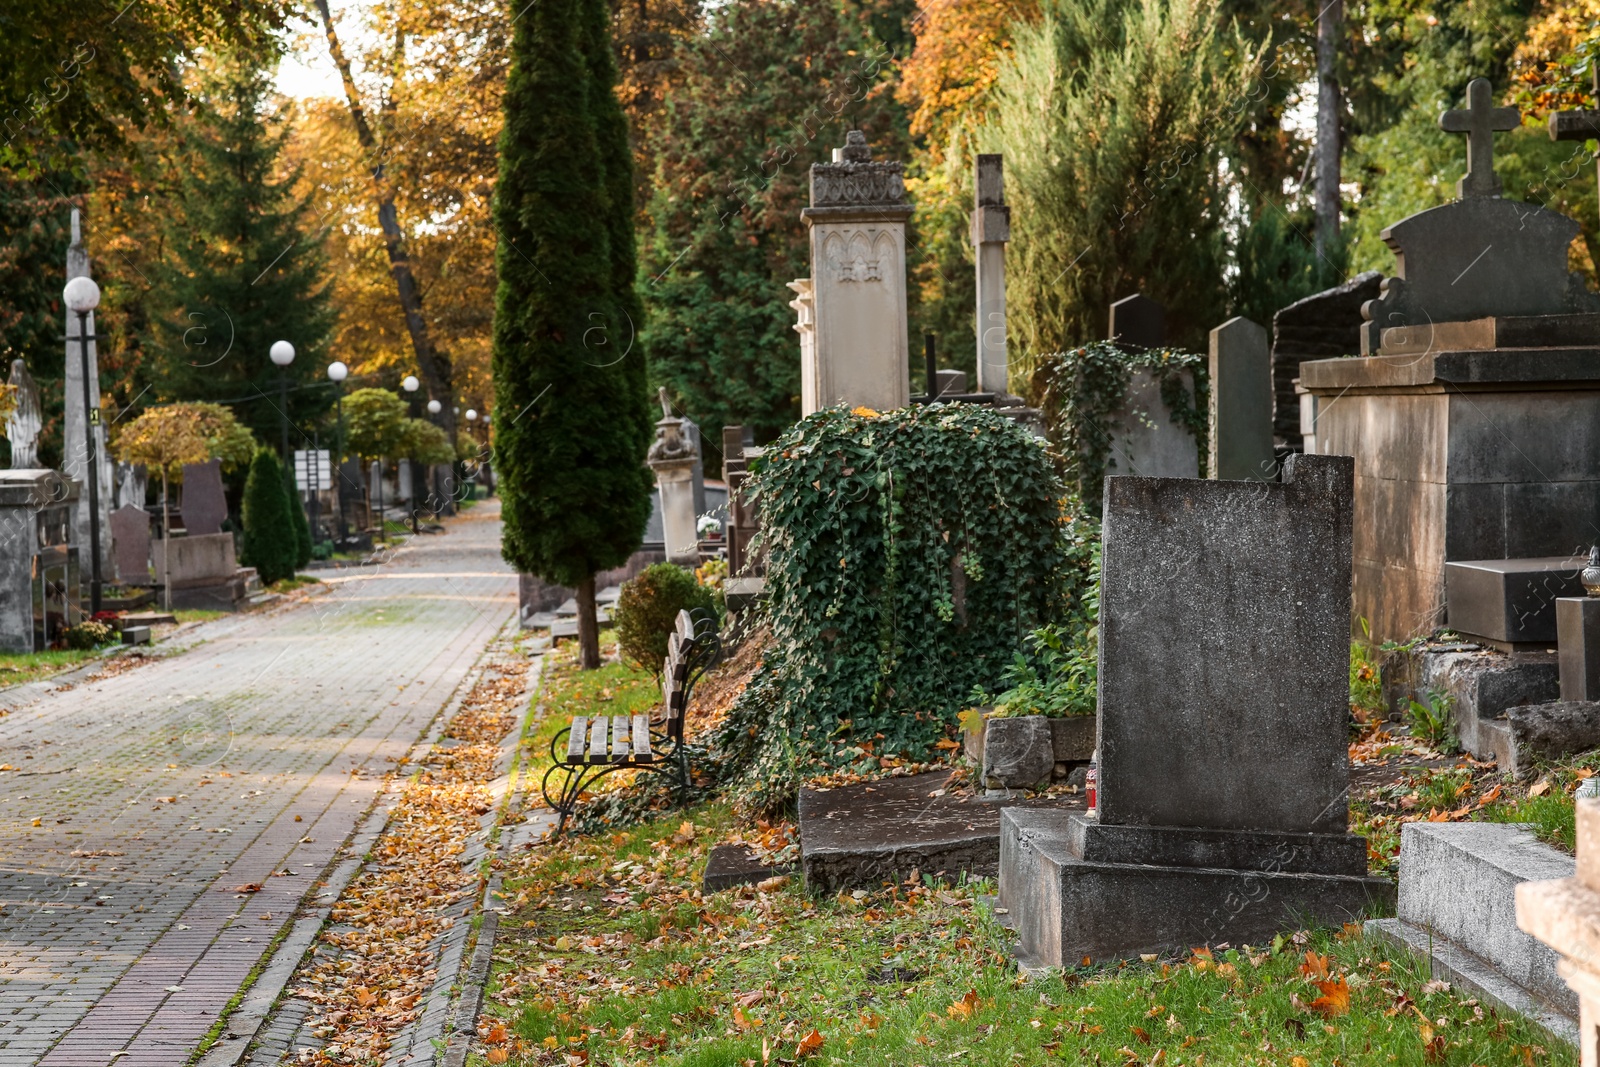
[240,449,297,585]
[146,61,335,448]
[492,0,654,669]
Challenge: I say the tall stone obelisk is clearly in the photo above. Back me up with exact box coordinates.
[64,209,114,582]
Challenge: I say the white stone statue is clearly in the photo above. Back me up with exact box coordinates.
[6,359,41,469]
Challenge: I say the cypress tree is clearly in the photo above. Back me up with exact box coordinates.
[492,0,654,669]
[240,450,297,585]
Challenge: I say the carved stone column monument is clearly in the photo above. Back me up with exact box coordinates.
[798,131,911,414]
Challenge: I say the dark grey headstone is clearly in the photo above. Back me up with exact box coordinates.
[180,459,226,536]
[1098,452,1354,834]
[110,503,151,583]
[1360,198,1600,354]
[1108,293,1165,349]
[1207,316,1273,481]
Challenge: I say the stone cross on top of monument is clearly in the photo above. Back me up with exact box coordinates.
[1439,77,1520,199]
[1356,76,1600,353]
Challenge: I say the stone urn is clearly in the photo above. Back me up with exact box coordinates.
[1583,545,1600,597]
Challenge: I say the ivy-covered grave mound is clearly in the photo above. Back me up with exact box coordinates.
[709,403,1095,813]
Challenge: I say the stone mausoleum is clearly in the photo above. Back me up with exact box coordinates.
[1302,78,1600,646]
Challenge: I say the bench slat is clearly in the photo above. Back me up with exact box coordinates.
[666,674,685,721]
[676,610,695,642]
[611,715,630,761]
[568,716,589,762]
[588,717,608,763]
[632,714,654,762]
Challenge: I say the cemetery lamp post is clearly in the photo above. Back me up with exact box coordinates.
[62,276,104,616]
[327,361,348,539]
[269,340,295,467]
[402,376,420,535]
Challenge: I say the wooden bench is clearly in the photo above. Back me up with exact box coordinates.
[541,608,720,831]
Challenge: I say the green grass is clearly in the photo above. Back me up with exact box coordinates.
[174,609,226,624]
[483,805,1571,1067]
[269,574,322,593]
[1479,793,1578,852]
[0,648,101,684]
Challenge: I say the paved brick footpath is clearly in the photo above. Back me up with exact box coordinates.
[0,502,517,1066]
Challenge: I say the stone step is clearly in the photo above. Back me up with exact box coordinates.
[1367,820,1577,1043]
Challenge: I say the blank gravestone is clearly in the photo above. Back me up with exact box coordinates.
[110,504,151,584]
[1207,316,1274,481]
[998,453,1392,965]
[180,459,227,536]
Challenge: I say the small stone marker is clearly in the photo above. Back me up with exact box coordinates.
[998,453,1391,964]
[110,503,151,584]
[1559,596,1600,701]
[1207,316,1273,481]
[1108,293,1165,349]
[121,626,151,645]
[181,459,227,536]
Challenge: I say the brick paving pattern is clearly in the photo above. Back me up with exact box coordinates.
[0,502,516,1066]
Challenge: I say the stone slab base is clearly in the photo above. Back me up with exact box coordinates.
[998,808,1394,967]
[1368,917,1577,1045]
[799,769,1079,894]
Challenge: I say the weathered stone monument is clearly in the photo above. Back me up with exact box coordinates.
[1302,78,1600,643]
[973,154,1010,396]
[795,131,911,414]
[998,454,1390,963]
[62,209,114,581]
[1519,797,1600,1061]
[1103,294,1200,479]
[648,388,701,565]
[0,470,80,651]
[6,360,42,469]
[181,459,227,536]
[1207,316,1273,481]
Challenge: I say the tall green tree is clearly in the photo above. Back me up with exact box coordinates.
[982,0,1259,369]
[637,0,905,441]
[492,0,655,669]
[144,61,335,449]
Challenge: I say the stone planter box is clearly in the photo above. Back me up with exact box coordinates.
[964,713,1096,789]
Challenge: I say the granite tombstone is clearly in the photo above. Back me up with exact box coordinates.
[998,453,1391,965]
[181,459,227,536]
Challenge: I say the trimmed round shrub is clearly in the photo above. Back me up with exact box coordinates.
[614,563,715,672]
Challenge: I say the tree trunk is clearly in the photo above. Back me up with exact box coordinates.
[312,0,457,442]
[1314,0,1343,260]
[576,573,601,670]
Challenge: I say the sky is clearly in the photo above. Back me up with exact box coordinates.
[274,2,358,101]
